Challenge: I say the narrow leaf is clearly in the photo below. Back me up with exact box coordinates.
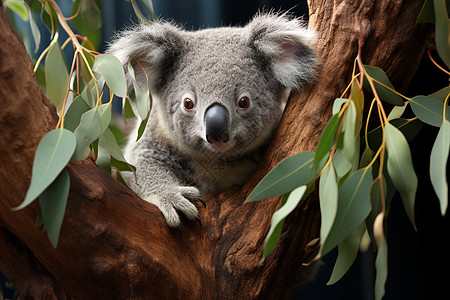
[314,114,342,166]
[321,167,373,256]
[72,108,103,161]
[373,212,388,300]
[350,78,364,133]
[13,129,76,210]
[260,186,307,263]
[246,151,317,201]
[45,42,69,111]
[430,119,450,215]
[319,163,338,252]
[342,101,357,162]
[5,0,29,21]
[327,223,366,285]
[434,0,450,69]
[64,95,91,131]
[363,65,403,106]
[39,168,70,248]
[410,95,450,127]
[23,1,40,52]
[93,54,127,98]
[385,123,418,229]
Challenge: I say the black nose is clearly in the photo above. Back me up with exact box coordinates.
[204,103,229,144]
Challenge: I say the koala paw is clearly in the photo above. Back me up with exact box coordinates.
[144,186,202,228]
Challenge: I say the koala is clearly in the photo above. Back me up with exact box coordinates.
[108,13,317,227]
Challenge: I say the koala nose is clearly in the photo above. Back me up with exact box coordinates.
[205,103,229,144]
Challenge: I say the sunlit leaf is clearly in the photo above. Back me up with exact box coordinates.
[93,54,127,98]
[314,114,342,167]
[332,98,347,115]
[319,163,338,252]
[342,101,357,162]
[72,108,104,161]
[45,42,69,111]
[321,167,372,256]
[373,212,388,300]
[13,129,76,210]
[246,151,317,201]
[350,78,364,132]
[39,168,70,248]
[260,186,307,263]
[430,119,450,215]
[385,123,417,229]
[410,95,450,127]
[363,65,403,106]
[387,102,408,121]
[5,0,29,21]
[327,223,365,285]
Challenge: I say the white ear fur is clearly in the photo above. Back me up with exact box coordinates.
[247,13,318,90]
[107,22,185,91]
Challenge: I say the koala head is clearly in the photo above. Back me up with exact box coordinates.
[108,13,317,159]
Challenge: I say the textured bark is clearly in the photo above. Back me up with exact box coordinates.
[0,1,430,299]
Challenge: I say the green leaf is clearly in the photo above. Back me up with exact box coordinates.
[366,177,387,244]
[321,167,372,256]
[5,0,29,21]
[387,102,408,121]
[410,95,450,127]
[93,54,127,98]
[71,108,104,161]
[373,212,388,300]
[434,0,450,69]
[13,129,76,210]
[99,128,136,172]
[139,0,158,21]
[342,101,357,162]
[136,114,150,142]
[429,86,450,101]
[314,114,342,167]
[333,149,352,178]
[260,186,307,263]
[71,0,102,48]
[246,151,317,201]
[332,98,347,115]
[45,42,69,111]
[385,123,418,229]
[363,65,403,106]
[327,223,366,285]
[350,78,364,133]
[97,103,112,134]
[430,119,450,215]
[23,1,40,52]
[127,60,151,120]
[319,163,338,252]
[64,95,92,131]
[39,168,70,248]
[417,0,435,23]
[366,118,423,150]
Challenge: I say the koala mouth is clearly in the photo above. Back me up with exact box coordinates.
[205,138,234,153]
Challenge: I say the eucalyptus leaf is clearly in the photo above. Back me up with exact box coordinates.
[97,103,112,133]
[260,186,307,263]
[64,95,91,131]
[319,163,338,252]
[342,101,357,162]
[246,151,316,201]
[321,167,373,256]
[5,0,29,21]
[332,98,347,115]
[99,128,136,173]
[366,118,423,150]
[385,123,418,229]
[327,223,366,285]
[374,213,388,300]
[45,42,69,111]
[430,119,450,215]
[93,54,127,98]
[13,129,76,210]
[363,65,403,106]
[410,95,450,127]
[39,168,70,248]
[434,0,450,69]
[350,78,364,133]
[387,102,408,121]
[417,0,435,23]
[23,1,40,52]
[71,0,102,48]
[127,60,151,120]
[314,114,342,167]
[72,108,104,161]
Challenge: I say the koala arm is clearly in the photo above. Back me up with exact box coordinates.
[123,129,201,228]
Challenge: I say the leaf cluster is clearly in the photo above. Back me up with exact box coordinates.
[3,0,157,248]
[247,1,450,298]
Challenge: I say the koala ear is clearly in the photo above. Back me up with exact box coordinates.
[107,21,185,91]
[247,13,318,90]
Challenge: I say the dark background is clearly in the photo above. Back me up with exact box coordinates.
[2,1,449,299]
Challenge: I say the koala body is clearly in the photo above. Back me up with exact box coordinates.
[108,13,317,227]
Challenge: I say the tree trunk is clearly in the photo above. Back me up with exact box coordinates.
[0,1,430,299]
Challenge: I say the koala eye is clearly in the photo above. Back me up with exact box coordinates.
[183,98,195,111]
[237,96,250,110]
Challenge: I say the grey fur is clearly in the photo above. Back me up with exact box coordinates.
[108,13,318,227]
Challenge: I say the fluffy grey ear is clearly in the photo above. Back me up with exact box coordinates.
[247,13,318,90]
[107,21,185,91]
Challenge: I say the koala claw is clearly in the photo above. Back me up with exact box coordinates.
[145,186,201,228]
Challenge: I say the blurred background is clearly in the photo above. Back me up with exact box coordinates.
[2,1,449,299]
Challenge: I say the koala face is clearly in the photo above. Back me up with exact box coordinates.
[109,13,317,160]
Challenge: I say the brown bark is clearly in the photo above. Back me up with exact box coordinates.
[0,1,430,299]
